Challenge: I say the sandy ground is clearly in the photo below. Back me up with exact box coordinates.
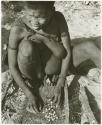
[1,1,101,124]
[55,1,101,39]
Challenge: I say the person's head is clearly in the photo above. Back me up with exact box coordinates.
[23,1,55,30]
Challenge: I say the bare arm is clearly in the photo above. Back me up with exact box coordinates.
[8,26,41,112]
[22,17,66,59]
[52,33,71,106]
[52,12,71,106]
[32,32,66,59]
[8,26,32,97]
[57,33,71,87]
[43,37,67,59]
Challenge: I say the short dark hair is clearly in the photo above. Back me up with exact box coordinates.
[25,1,55,10]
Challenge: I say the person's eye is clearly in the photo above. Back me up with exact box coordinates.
[38,17,47,20]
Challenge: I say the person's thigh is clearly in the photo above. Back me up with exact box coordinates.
[17,40,43,80]
[73,41,101,68]
[45,54,62,75]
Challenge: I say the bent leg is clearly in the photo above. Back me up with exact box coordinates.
[17,40,44,80]
[45,54,62,75]
[73,41,101,69]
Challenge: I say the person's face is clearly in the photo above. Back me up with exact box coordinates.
[24,6,51,30]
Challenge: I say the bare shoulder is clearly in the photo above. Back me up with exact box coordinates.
[10,26,26,39]
[9,26,26,48]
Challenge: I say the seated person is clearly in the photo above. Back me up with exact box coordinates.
[8,1,101,113]
[8,1,71,112]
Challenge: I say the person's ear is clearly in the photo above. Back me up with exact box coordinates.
[52,6,55,12]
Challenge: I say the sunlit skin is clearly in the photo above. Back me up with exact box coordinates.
[8,3,101,114]
[8,2,71,113]
[23,6,52,30]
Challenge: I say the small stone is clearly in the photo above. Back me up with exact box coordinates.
[53,111,56,114]
[50,101,53,105]
[45,114,48,118]
[44,108,46,111]
[48,119,51,122]
[48,107,51,111]
[56,116,58,120]
[51,118,55,121]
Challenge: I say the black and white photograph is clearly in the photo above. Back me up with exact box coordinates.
[1,1,101,124]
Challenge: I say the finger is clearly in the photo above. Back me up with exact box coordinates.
[40,100,44,111]
[60,88,64,106]
[32,104,39,113]
[28,103,30,109]
[39,105,41,111]
[53,95,58,104]
[37,102,42,112]
[37,99,43,112]
[52,75,56,82]
[39,103,43,112]
[56,96,60,108]
[26,103,31,111]
[51,96,54,101]
[28,103,32,109]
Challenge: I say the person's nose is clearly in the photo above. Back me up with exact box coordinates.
[32,17,39,24]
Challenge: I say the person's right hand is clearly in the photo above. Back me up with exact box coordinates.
[27,91,44,113]
[27,93,39,113]
[29,33,48,43]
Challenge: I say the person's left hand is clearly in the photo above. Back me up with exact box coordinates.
[52,78,65,107]
[29,33,44,43]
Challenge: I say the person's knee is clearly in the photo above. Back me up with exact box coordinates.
[80,41,98,55]
[84,41,96,50]
[19,40,34,57]
[73,45,80,56]
[55,48,67,59]
[45,55,61,74]
[73,41,95,54]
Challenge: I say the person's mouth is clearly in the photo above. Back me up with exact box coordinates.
[32,25,41,30]
[32,23,40,27]
[34,24,40,26]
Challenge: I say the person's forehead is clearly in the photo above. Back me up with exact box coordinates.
[25,7,47,16]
